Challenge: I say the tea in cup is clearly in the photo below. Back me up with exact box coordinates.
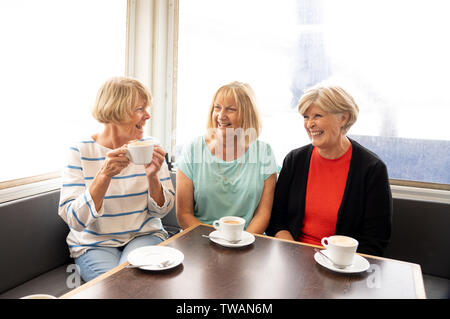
[321,235,358,268]
[213,216,245,242]
[126,140,154,165]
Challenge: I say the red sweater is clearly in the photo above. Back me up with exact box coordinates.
[298,145,352,246]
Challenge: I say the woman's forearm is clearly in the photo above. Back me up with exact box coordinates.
[175,170,199,229]
[275,230,295,241]
[246,214,271,234]
[177,212,202,230]
[247,174,276,234]
[89,172,111,212]
[147,175,165,207]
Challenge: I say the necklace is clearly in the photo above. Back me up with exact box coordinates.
[216,160,243,185]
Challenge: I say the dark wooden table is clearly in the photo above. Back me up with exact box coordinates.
[61,224,426,299]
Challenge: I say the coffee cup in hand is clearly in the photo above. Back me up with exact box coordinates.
[321,235,358,268]
[126,140,154,165]
[213,216,245,242]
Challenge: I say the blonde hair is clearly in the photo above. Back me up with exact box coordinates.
[297,85,359,134]
[92,77,152,124]
[206,81,261,138]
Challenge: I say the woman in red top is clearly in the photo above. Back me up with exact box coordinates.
[266,85,392,256]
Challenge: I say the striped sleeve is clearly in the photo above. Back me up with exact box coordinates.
[147,161,175,217]
[58,145,102,231]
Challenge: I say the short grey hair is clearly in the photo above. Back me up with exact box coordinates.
[297,85,359,134]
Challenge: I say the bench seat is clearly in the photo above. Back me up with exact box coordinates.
[0,264,77,299]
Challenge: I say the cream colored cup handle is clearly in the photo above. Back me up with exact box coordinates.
[321,237,329,248]
[213,220,220,230]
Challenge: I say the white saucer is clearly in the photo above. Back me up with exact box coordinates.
[127,246,184,271]
[208,230,255,248]
[314,249,370,273]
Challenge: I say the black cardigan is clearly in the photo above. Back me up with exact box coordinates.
[266,139,392,256]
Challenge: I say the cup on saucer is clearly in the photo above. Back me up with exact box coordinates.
[212,216,245,242]
[321,235,358,268]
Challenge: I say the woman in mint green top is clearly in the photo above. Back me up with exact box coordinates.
[176,81,277,234]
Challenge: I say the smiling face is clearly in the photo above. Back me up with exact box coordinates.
[117,97,150,141]
[212,94,240,137]
[303,103,349,156]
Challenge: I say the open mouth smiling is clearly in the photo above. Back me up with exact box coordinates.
[217,122,232,128]
[310,130,324,136]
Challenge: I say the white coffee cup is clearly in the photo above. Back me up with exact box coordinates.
[126,140,154,165]
[20,294,57,299]
[321,235,359,268]
[213,216,245,241]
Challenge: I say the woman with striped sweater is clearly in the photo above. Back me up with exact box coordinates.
[58,77,174,282]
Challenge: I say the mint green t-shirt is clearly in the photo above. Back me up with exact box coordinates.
[177,136,277,228]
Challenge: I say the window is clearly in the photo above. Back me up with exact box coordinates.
[176,0,450,188]
[0,0,127,185]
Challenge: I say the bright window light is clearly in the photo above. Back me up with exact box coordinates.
[0,0,127,183]
[177,0,450,185]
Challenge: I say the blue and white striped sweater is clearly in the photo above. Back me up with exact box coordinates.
[58,137,175,258]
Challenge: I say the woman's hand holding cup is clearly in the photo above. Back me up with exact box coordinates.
[99,146,130,178]
[124,140,165,177]
[144,145,166,178]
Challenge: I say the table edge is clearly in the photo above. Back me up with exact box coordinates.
[60,224,426,299]
[59,223,200,299]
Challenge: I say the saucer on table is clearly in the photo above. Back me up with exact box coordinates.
[314,249,370,273]
[208,230,255,248]
[127,246,184,271]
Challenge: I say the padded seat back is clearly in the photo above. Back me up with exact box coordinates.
[0,190,70,293]
[384,198,450,278]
